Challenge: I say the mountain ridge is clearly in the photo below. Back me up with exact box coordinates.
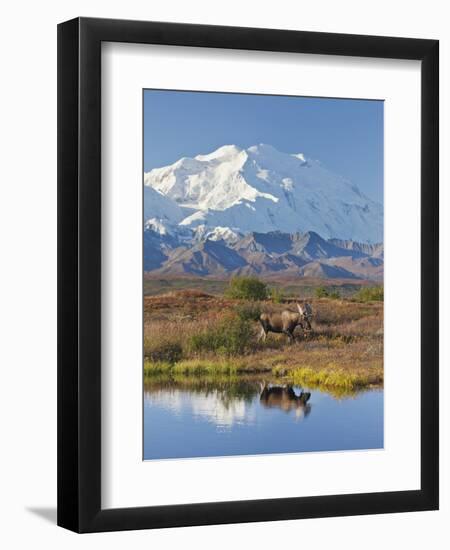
[144,228,383,281]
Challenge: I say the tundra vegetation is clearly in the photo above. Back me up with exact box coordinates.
[224,275,269,301]
[315,285,341,300]
[143,276,384,397]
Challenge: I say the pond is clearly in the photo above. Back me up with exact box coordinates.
[143,377,384,460]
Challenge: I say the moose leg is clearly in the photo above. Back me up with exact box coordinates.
[284,330,294,344]
[258,326,267,342]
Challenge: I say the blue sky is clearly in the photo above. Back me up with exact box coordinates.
[143,90,383,203]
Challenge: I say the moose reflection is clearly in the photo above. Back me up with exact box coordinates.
[259,383,312,418]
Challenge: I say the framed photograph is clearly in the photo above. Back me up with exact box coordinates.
[57,17,439,532]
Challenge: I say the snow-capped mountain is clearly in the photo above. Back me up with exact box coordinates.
[144,143,383,244]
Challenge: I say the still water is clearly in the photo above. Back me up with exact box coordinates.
[143,378,383,460]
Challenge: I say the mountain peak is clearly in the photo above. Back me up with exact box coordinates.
[303,230,323,242]
[195,144,242,162]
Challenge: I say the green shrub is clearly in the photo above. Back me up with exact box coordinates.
[315,286,329,298]
[235,302,262,322]
[354,286,384,302]
[225,276,268,301]
[270,287,285,303]
[315,286,340,300]
[189,313,254,356]
[328,290,341,300]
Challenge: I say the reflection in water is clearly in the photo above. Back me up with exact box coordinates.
[145,378,262,429]
[143,376,383,460]
[145,380,312,428]
[260,384,311,420]
[147,387,254,428]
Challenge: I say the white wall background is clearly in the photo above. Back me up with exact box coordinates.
[0,0,448,547]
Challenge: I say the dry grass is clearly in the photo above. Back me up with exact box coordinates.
[143,290,383,390]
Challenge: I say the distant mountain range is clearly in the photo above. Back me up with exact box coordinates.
[144,229,383,281]
[143,144,383,280]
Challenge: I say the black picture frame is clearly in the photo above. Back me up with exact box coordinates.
[57,17,439,533]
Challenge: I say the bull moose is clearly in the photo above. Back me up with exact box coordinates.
[258,302,313,343]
